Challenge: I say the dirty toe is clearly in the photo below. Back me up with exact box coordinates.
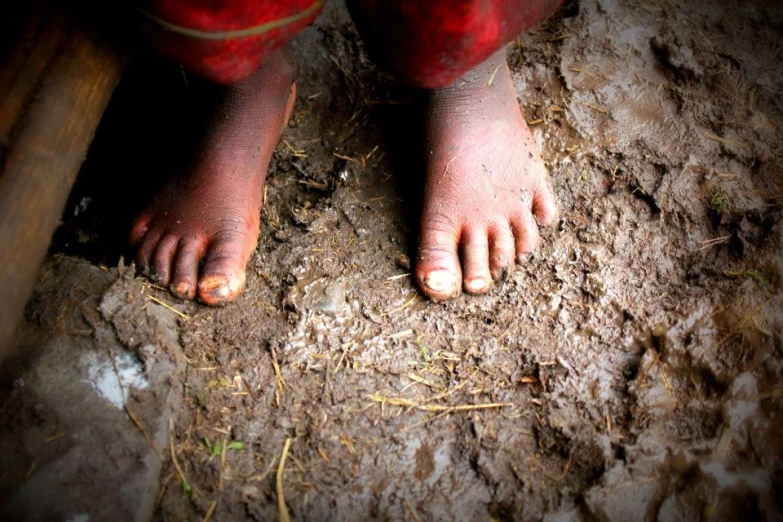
[170,237,205,300]
[489,224,516,281]
[416,225,462,300]
[511,211,541,262]
[198,273,246,305]
[136,230,162,270]
[532,179,559,227]
[150,235,179,286]
[197,236,250,305]
[460,228,492,294]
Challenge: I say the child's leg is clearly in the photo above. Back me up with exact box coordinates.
[131,1,323,304]
[348,0,564,300]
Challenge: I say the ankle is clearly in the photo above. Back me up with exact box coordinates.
[427,49,510,102]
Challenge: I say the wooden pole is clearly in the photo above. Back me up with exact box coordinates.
[0,3,127,356]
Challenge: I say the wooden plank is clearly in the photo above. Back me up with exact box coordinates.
[0,2,72,150]
[0,5,127,356]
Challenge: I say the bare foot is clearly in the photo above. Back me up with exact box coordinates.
[416,49,559,300]
[130,48,295,305]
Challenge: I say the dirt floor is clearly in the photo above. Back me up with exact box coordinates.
[18,0,783,519]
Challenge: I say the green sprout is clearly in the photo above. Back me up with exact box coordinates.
[746,269,767,287]
[204,438,244,461]
[710,189,728,214]
[181,479,192,498]
[415,336,430,363]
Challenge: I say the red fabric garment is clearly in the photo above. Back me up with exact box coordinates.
[140,0,563,86]
[348,0,565,87]
[138,0,325,83]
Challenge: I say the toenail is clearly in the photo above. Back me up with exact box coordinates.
[204,281,230,298]
[198,274,245,304]
[423,270,458,294]
[172,282,191,297]
[465,277,489,293]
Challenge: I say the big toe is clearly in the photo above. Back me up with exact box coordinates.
[415,222,462,300]
[197,234,250,305]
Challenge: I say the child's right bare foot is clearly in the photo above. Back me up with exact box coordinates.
[129,48,295,305]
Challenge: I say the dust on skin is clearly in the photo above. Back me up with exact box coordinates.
[130,48,297,305]
[130,29,558,305]
[416,49,559,299]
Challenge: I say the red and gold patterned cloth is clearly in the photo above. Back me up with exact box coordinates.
[140,0,563,86]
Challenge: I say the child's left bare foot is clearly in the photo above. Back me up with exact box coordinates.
[416,50,559,300]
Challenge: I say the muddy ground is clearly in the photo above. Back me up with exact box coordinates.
[13,0,783,520]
